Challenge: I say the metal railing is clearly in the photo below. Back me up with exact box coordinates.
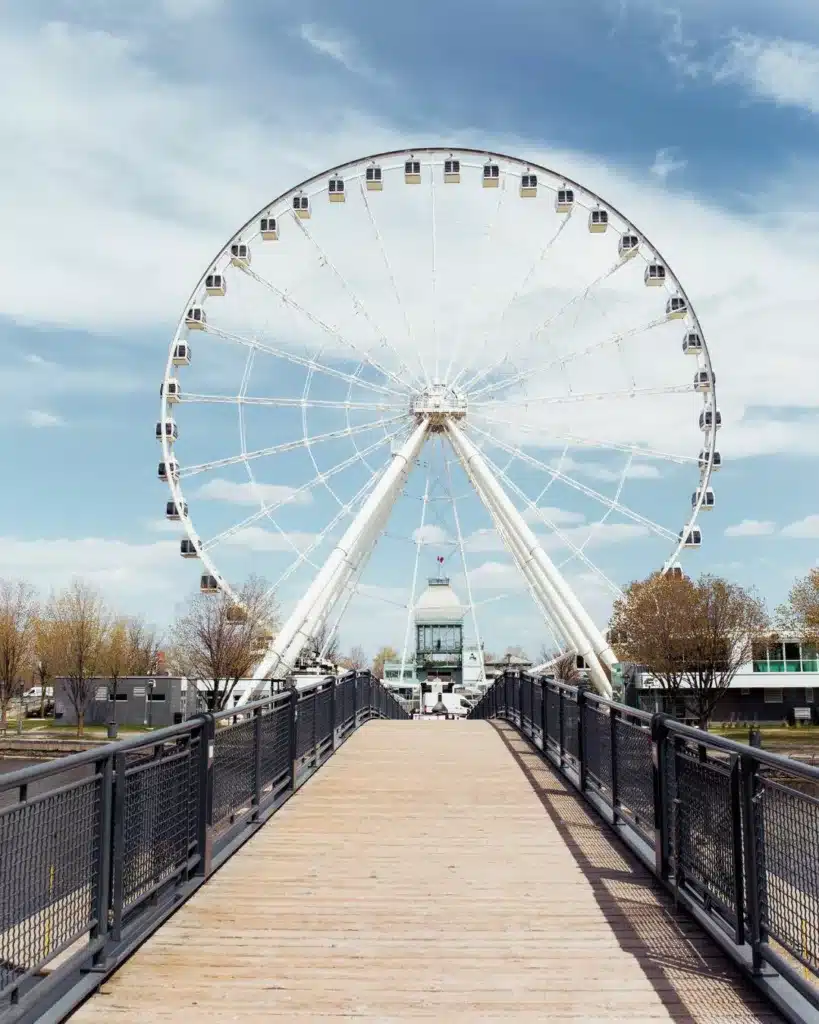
[0,671,407,1024]
[470,671,819,1024]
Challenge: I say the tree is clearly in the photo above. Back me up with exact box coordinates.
[100,618,160,735]
[51,581,110,736]
[339,645,369,672]
[553,651,581,684]
[300,621,340,665]
[778,569,819,648]
[34,606,62,719]
[372,645,398,679]
[610,572,768,728]
[126,617,162,675]
[0,580,39,732]
[170,576,278,711]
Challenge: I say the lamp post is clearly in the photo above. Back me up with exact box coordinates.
[146,679,156,729]
[108,677,119,740]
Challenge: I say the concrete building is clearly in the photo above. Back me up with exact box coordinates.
[54,677,193,729]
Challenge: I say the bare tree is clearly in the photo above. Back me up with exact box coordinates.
[100,618,160,736]
[170,576,278,711]
[778,568,819,649]
[610,572,768,728]
[126,617,162,675]
[553,651,581,684]
[339,645,369,672]
[0,580,39,732]
[51,581,109,736]
[300,621,340,665]
[34,605,62,719]
[372,645,398,679]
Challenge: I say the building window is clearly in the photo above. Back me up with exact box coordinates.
[806,687,815,704]
[802,645,818,672]
[148,693,166,702]
[764,688,783,704]
[740,688,750,695]
[403,670,413,678]
[385,670,398,678]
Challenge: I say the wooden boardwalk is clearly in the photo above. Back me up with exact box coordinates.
[71,721,782,1022]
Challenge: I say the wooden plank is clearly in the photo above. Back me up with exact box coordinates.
[71,721,782,1021]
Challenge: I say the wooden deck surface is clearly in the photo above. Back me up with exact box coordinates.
[71,721,782,1022]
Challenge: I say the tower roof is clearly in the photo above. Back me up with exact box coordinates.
[414,577,464,625]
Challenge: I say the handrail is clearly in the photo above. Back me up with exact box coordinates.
[469,670,819,1024]
[0,671,408,1023]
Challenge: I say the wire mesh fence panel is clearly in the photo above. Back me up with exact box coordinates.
[756,777,819,979]
[187,735,202,853]
[666,743,739,928]
[259,704,291,790]
[316,687,333,745]
[212,718,256,830]
[562,694,579,763]
[296,692,316,759]
[545,686,561,752]
[531,683,542,742]
[0,776,100,998]
[613,718,654,839]
[121,748,193,911]
[583,702,612,796]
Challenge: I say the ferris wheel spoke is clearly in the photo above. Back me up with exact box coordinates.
[469,411,698,465]
[459,257,626,395]
[469,423,678,542]
[237,261,416,395]
[179,393,402,412]
[182,416,403,480]
[442,439,485,683]
[264,463,385,600]
[466,313,670,403]
[449,210,571,390]
[202,427,401,554]
[398,461,432,688]
[430,165,440,381]
[204,324,406,400]
[472,443,624,598]
[445,178,507,386]
[471,382,692,410]
[358,180,430,389]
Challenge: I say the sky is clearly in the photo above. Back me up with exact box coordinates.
[2,0,819,660]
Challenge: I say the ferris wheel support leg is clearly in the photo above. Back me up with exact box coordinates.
[446,421,615,698]
[253,418,430,682]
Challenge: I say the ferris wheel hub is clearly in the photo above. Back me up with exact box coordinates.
[410,383,467,431]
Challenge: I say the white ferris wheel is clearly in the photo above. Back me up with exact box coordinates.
[158,147,720,699]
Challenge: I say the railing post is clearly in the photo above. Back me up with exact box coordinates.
[729,755,745,946]
[558,689,565,766]
[312,689,319,766]
[577,687,587,793]
[516,674,522,729]
[111,751,126,940]
[91,752,114,963]
[540,680,547,751]
[196,715,215,878]
[288,687,299,792]
[252,706,262,820]
[330,679,337,750]
[610,707,619,824]
[352,672,359,727]
[651,713,671,880]
[740,752,765,972]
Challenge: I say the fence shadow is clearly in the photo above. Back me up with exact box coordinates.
[492,721,783,1024]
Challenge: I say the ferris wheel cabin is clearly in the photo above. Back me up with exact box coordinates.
[680,527,702,549]
[293,194,310,218]
[172,342,190,366]
[483,162,500,187]
[520,172,537,198]
[405,159,421,184]
[699,406,722,431]
[200,574,219,594]
[161,378,180,403]
[230,242,251,268]
[328,175,345,202]
[667,562,684,579]
[444,158,460,184]
[618,232,639,259]
[158,460,179,483]
[180,539,200,559]
[185,306,206,330]
[666,295,687,319]
[366,165,383,190]
[682,331,702,355]
[156,420,178,442]
[165,499,188,521]
[205,272,226,296]
[645,263,666,286]
[226,604,248,624]
[699,449,721,472]
[692,487,715,511]
[260,215,278,240]
[555,186,574,213]
[588,208,608,233]
[694,369,715,393]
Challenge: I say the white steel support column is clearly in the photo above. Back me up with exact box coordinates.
[447,420,615,697]
[253,418,430,681]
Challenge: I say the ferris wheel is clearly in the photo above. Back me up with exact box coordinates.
[158,147,720,698]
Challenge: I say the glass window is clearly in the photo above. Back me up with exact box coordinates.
[751,641,766,662]
[805,687,814,703]
[740,688,750,695]
[767,642,783,661]
[768,660,784,672]
[764,688,783,703]
[786,660,802,672]
[803,660,818,672]
[785,642,801,661]
[149,693,166,702]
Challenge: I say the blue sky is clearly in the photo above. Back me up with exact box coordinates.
[2,0,819,658]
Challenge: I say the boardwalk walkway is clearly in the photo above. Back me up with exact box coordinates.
[72,721,782,1022]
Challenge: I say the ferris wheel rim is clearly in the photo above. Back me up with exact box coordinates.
[161,144,719,623]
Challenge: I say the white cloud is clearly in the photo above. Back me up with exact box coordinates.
[650,148,687,181]
[223,526,318,552]
[198,478,313,506]
[713,34,819,116]
[522,506,585,525]
[26,409,64,428]
[781,515,819,538]
[411,523,451,545]
[298,23,372,77]
[465,561,530,591]
[724,519,776,537]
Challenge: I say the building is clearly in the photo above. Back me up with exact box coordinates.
[636,636,819,723]
[54,676,193,729]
